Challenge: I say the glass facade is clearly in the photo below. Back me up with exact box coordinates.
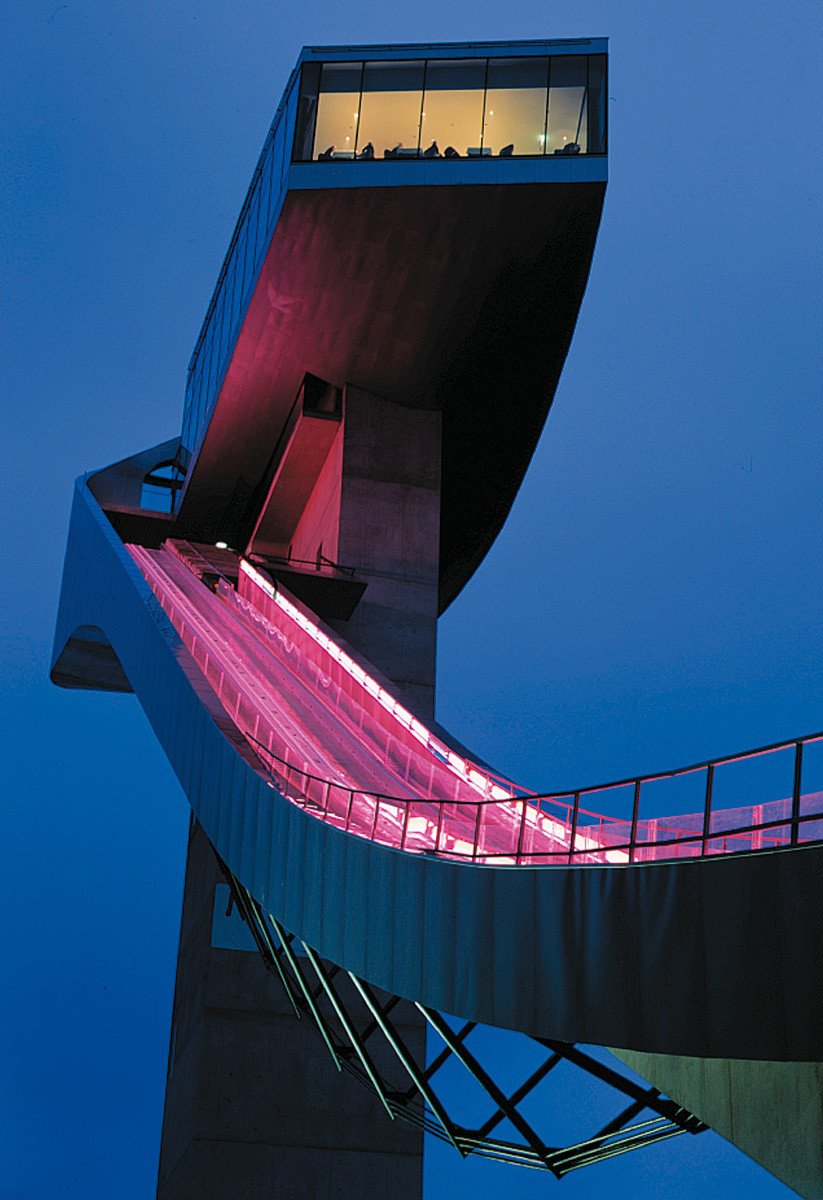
[294,54,607,161]
[181,64,301,461]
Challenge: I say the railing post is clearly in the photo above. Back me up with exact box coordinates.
[344,789,354,831]
[630,780,641,863]
[472,802,483,862]
[515,797,528,863]
[568,792,580,864]
[791,741,803,845]
[400,799,412,851]
[701,764,714,856]
[370,796,381,840]
[434,801,444,854]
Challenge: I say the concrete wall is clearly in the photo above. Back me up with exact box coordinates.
[157,390,439,1198]
[157,821,424,1200]
[332,386,441,715]
[612,1048,823,1199]
[290,425,343,566]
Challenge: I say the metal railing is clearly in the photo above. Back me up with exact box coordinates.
[131,542,823,869]
[245,729,823,867]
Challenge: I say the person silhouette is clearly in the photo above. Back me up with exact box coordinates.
[357,142,375,160]
[422,140,441,158]
[317,145,335,161]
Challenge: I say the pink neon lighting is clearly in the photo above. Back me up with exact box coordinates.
[128,543,823,866]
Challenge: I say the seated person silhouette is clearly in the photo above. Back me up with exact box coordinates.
[422,140,441,158]
[357,141,375,160]
[317,145,335,161]
[499,143,514,157]
[554,142,581,155]
[444,145,460,158]
[384,142,403,158]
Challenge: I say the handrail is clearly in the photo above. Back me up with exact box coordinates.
[243,729,823,866]
[132,543,823,868]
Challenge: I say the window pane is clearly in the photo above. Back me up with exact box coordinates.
[483,57,548,156]
[228,245,242,332]
[587,55,607,153]
[258,148,273,237]
[293,63,320,161]
[217,293,230,370]
[547,57,588,155]
[271,124,286,218]
[420,59,486,158]
[233,223,249,308]
[357,61,424,158]
[313,62,362,159]
[244,183,261,282]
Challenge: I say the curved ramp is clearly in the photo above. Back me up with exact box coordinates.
[53,477,823,1067]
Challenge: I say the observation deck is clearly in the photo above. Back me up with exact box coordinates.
[164,39,608,611]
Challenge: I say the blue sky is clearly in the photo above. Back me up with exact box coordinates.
[2,0,821,1196]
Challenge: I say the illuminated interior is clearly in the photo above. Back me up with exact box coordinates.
[483,58,549,156]
[356,61,425,157]
[298,53,607,161]
[313,62,362,158]
[419,59,486,156]
[547,56,589,154]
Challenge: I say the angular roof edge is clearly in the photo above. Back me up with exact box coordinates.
[298,38,608,64]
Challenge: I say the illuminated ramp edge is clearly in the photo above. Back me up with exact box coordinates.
[52,477,823,1062]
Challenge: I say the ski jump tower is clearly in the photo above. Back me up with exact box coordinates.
[53,40,823,1200]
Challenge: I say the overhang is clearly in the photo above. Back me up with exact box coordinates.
[175,172,605,610]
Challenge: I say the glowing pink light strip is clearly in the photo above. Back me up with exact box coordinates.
[238,558,521,805]
[130,545,819,866]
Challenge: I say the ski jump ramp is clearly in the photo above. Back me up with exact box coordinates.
[53,38,823,1198]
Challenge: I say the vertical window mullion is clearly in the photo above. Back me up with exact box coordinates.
[542,57,552,155]
[353,63,365,155]
[416,60,429,156]
[479,58,490,153]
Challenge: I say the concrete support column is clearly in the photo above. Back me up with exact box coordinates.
[332,385,441,716]
[157,386,439,1199]
[157,822,425,1200]
[612,1047,823,1199]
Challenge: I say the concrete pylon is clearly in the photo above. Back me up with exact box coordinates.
[612,1049,823,1199]
[156,387,438,1199]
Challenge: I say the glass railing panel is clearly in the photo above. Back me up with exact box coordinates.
[215,292,230,370]
[547,56,588,155]
[232,222,250,320]
[797,735,823,842]
[635,768,707,859]
[227,243,243,335]
[483,57,549,157]
[293,62,320,162]
[587,54,607,154]
[313,61,363,159]
[357,60,424,159]
[245,181,262,284]
[420,58,486,158]
[709,746,794,853]
[268,128,286,223]
[572,783,636,861]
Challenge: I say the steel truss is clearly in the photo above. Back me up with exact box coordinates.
[218,855,706,1178]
